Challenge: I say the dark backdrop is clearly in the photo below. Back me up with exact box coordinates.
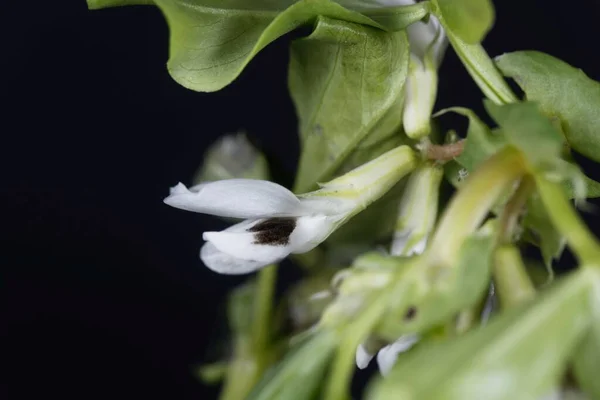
[3,1,600,399]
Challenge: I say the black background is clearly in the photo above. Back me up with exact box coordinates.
[3,0,600,399]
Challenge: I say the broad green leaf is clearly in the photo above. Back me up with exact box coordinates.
[437,22,516,104]
[571,268,600,399]
[432,0,494,44]
[88,0,428,92]
[484,100,564,168]
[496,51,600,163]
[436,107,505,172]
[289,17,409,192]
[369,268,595,400]
[247,329,337,400]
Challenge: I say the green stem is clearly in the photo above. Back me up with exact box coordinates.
[219,337,257,400]
[493,245,535,309]
[498,176,534,245]
[534,176,600,265]
[219,265,278,400]
[430,147,526,265]
[324,291,391,400]
[252,264,277,351]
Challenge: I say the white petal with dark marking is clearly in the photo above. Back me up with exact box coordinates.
[203,218,296,263]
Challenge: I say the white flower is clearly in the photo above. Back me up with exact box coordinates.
[401,1,448,139]
[165,145,416,275]
[355,334,420,375]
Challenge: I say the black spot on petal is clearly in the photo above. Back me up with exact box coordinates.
[249,217,296,246]
[404,306,417,321]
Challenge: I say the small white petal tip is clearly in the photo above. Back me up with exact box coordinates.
[376,334,420,376]
[169,182,189,196]
[355,344,375,369]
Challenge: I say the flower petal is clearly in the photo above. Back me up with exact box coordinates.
[203,221,294,263]
[355,343,375,370]
[200,241,269,275]
[164,179,303,219]
[201,214,341,275]
[376,334,420,375]
[289,215,342,254]
[406,16,447,63]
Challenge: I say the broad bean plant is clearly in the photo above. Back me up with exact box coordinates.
[88,0,600,399]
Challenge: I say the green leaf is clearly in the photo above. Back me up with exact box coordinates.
[88,0,428,92]
[571,269,600,399]
[496,51,600,163]
[358,2,431,31]
[369,268,595,400]
[432,0,494,44]
[376,229,495,340]
[436,107,505,172]
[247,330,337,400]
[523,194,566,276]
[289,17,409,192]
[437,23,516,104]
[484,100,564,168]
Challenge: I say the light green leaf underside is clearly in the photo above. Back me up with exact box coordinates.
[439,24,516,104]
[369,269,595,400]
[88,0,428,92]
[433,0,494,44]
[484,100,564,168]
[289,16,409,192]
[496,51,600,163]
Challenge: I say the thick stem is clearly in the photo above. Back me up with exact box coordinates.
[493,245,535,309]
[252,264,277,351]
[534,176,600,265]
[430,147,526,265]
